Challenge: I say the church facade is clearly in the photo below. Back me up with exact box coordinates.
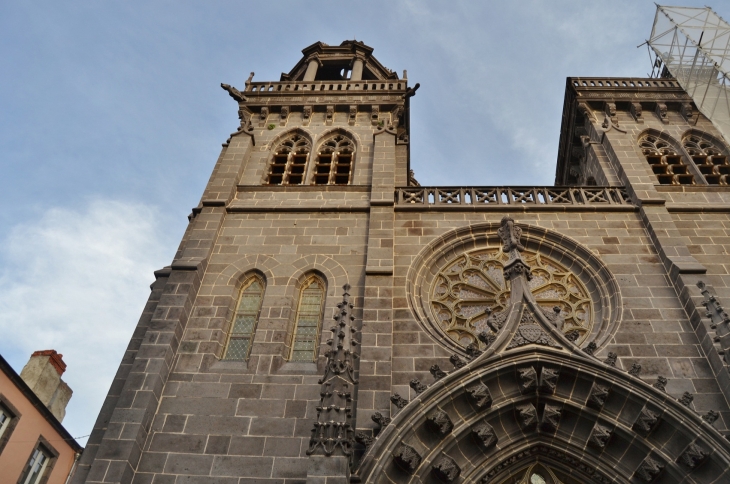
[72,41,730,484]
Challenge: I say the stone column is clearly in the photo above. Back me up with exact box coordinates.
[303,57,319,82]
[351,57,364,81]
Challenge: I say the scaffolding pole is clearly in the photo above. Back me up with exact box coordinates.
[648,5,730,141]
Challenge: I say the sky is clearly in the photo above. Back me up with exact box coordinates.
[0,0,717,445]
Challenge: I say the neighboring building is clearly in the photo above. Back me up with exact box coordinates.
[73,31,730,484]
[0,351,82,484]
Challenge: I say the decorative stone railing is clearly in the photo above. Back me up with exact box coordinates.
[395,187,632,207]
[571,77,680,89]
[246,80,406,93]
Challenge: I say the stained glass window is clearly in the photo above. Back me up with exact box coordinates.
[290,276,326,362]
[224,276,265,361]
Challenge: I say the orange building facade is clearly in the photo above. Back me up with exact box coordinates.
[0,354,82,484]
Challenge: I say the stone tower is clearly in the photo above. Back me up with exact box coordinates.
[73,41,730,484]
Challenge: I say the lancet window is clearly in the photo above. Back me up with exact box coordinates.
[639,133,695,185]
[223,275,265,360]
[683,133,730,185]
[266,134,311,185]
[313,133,355,185]
[289,275,326,362]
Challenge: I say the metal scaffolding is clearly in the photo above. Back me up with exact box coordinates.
[648,5,730,141]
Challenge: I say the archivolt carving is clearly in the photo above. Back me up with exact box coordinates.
[354,347,730,484]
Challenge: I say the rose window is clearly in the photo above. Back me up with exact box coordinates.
[431,247,593,348]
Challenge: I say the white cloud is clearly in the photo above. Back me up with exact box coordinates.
[0,199,172,442]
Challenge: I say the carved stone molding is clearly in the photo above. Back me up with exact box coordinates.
[393,442,421,473]
[465,381,492,409]
[279,105,289,126]
[370,105,380,126]
[681,102,695,123]
[588,423,613,449]
[653,376,668,392]
[450,354,466,369]
[348,105,356,126]
[426,408,454,436]
[518,367,538,393]
[587,383,610,409]
[633,407,661,434]
[635,456,664,482]
[371,412,390,429]
[516,403,538,430]
[302,105,312,126]
[326,105,334,126]
[390,393,408,409]
[259,106,269,127]
[540,404,562,432]
[539,367,559,394]
[409,378,427,394]
[631,102,644,123]
[471,419,498,447]
[678,442,708,469]
[430,364,447,381]
[655,102,669,124]
[354,432,374,449]
[431,453,461,483]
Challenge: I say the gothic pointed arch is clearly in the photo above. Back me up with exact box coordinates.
[313,129,358,185]
[287,272,328,362]
[637,128,698,185]
[222,272,266,361]
[356,217,730,484]
[265,128,314,185]
[681,129,730,185]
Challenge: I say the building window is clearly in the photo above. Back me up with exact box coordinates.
[0,403,12,440]
[639,133,695,185]
[0,396,20,455]
[19,444,54,484]
[289,275,326,362]
[313,134,355,185]
[683,133,730,185]
[223,275,265,361]
[267,134,311,185]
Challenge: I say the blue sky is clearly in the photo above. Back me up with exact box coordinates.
[0,1,715,444]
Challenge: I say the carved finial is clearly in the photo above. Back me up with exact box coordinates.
[409,378,427,394]
[430,364,447,380]
[653,376,668,392]
[390,393,408,409]
[702,410,719,424]
[497,216,524,253]
[583,342,597,356]
[628,363,642,376]
[450,354,466,369]
[565,330,580,342]
[371,412,391,428]
[603,352,617,367]
[678,392,694,407]
[465,343,482,359]
[307,282,358,457]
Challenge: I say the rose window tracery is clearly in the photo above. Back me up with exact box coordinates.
[431,247,593,348]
